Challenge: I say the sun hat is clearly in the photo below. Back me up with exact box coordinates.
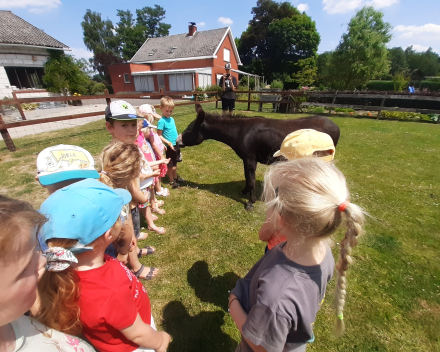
[105,100,143,121]
[36,145,99,186]
[273,129,336,162]
[138,104,157,115]
[142,119,157,129]
[225,63,231,70]
[39,178,131,251]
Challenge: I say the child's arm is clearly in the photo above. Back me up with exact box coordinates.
[121,313,171,352]
[148,158,170,167]
[229,294,268,352]
[127,179,150,204]
[147,133,164,159]
[157,129,175,151]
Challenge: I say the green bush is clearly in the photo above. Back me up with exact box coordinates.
[89,82,106,95]
[239,76,255,90]
[420,81,440,92]
[365,81,395,91]
[270,80,284,89]
[312,107,325,113]
[380,111,432,122]
[194,86,206,101]
[335,107,355,112]
[204,84,221,98]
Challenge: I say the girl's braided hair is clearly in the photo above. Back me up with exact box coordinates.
[262,158,365,335]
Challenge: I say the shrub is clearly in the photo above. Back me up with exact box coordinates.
[204,84,221,98]
[335,107,355,112]
[270,80,284,89]
[89,82,106,95]
[380,111,432,122]
[420,81,440,92]
[194,86,206,101]
[239,76,255,90]
[365,81,395,91]
[21,103,39,111]
[313,107,325,113]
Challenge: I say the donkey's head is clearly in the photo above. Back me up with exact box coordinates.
[176,104,207,148]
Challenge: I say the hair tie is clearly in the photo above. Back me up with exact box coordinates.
[43,247,78,272]
[338,201,350,212]
[100,171,108,175]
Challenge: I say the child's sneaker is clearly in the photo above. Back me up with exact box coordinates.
[170,181,181,189]
[176,175,185,183]
[156,187,169,197]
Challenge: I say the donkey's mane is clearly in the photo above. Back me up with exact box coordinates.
[203,111,259,122]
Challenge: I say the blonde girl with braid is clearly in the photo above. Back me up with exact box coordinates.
[100,141,159,280]
[229,158,365,352]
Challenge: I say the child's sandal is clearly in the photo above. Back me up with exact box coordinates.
[147,225,166,235]
[155,200,165,207]
[133,265,159,280]
[152,207,165,215]
[137,232,148,240]
[137,245,155,258]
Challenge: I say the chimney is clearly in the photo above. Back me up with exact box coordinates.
[188,23,197,36]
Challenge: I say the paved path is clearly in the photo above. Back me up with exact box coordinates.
[1,98,165,140]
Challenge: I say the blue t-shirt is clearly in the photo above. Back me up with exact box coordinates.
[157,117,178,146]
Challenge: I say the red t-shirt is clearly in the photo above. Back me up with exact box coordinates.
[76,255,151,352]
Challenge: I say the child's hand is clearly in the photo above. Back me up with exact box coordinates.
[152,169,161,177]
[156,331,171,352]
[117,252,129,265]
[162,158,171,165]
[169,144,176,151]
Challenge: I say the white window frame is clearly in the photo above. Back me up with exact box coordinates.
[123,73,130,84]
[223,48,230,62]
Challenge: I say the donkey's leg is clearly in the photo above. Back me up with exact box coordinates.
[242,159,257,210]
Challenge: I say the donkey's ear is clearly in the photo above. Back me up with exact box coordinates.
[195,104,205,121]
[195,104,204,114]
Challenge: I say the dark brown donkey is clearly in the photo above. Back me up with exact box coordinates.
[176,105,340,210]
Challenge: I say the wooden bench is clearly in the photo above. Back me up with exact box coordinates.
[258,94,282,112]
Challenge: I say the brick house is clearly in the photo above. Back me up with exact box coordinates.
[109,24,242,93]
[0,11,69,99]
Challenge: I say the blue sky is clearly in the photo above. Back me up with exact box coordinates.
[2,0,440,60]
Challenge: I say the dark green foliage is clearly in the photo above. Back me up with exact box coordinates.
[388,47,408,76]
[420,81,440,92]
[43,52,90,95]
[365,81,395,91]
[405,46,440,77]
[238,0,319,82]
[270,79,283,89]
[380,111,432,122]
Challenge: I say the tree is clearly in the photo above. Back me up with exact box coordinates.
[238,0,319,81]
[81,9,119,54]
[43,51,90,95]
[328,6,392,89]
[405,46,440,77]
[388,47,408,76]
[316,51,334,86]
[116,6,171,61]
[135,5,171,38]
[291,56,318,87]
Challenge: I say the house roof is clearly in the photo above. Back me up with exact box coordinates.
[130,27,241,65]
[0,11,69,49]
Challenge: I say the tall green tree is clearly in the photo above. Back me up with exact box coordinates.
[388,47,408,76]
[116,6,171,61]
[328,6,392,89]
[238,0,319,81]
[405,46,440,77]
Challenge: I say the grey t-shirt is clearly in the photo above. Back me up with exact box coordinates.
[231,242,335,352]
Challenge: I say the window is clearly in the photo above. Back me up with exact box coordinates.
[123,74,130,83]
[168,73,193,91]
[223,48,230,62]
[133,76,155,92]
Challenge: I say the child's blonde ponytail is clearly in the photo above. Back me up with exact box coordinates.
[334,202,365,336]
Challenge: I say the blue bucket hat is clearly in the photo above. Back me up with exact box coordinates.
[39,178,131,251]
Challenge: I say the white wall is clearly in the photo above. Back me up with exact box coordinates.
[0,45,52,99]
[0,66,13,99]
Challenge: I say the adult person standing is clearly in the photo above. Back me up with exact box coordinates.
[219,63,238,116]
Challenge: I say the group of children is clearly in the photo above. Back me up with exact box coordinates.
[0,100,366,352]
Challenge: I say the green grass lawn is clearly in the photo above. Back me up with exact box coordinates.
[1,103,440,351]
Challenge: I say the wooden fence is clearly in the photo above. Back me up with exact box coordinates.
[2,89,440,152]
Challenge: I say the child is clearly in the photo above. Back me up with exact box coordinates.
[0,195,95,351]
[157,96,184,189]
[139,104,169,197]
[260,129,337,252]
[100,141,159,280]
[229,158,365,351]
[36,179,171,352]
[104,100,164,238]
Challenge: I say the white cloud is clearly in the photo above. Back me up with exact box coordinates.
[67,47,93,61]
[394,23,440,39]
[297,3,309,12]
[197,22,206,27]
[0,0,61,12]
[218,17,233,25]
[391,23,440,54]
[322,0,398,14]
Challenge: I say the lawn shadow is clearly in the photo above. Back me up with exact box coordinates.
[184,179,264,207]
[162,301,237,352]
[187,261,240,311]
